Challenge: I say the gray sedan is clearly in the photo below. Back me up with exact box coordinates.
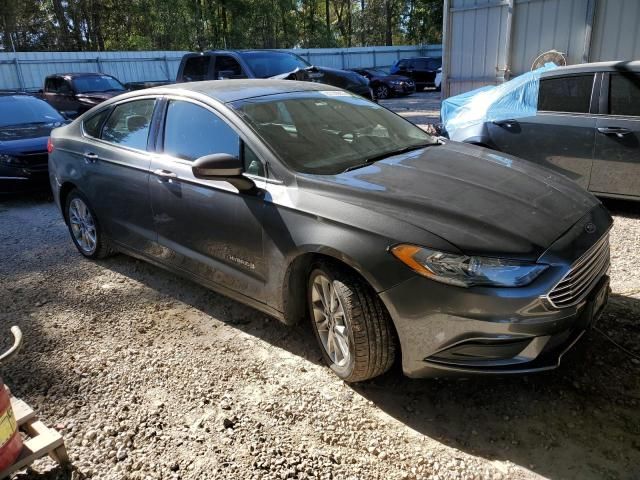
[447,61,640,201]
[49,80,612,381]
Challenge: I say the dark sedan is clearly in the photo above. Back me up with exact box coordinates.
[390,57,441,90]
[49,80,611,382]
[0,94,65,193]
[350,68,415,99]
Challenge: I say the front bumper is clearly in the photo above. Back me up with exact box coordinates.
[391,83,416,95]
[380,205,612,378]
[0,163,50,193]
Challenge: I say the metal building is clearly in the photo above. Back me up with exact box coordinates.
[442,0,640,97]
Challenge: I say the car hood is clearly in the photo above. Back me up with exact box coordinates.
[297,141,600,260]
[376,74,412,82]
[0,123,61,153]
[76,91,124,103]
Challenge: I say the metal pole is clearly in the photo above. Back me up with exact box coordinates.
[340,50,345,69]
[14,57,25,91]
[96,56,102,73]
[502,0,515,83]
[582,0,597,63]
[163,55,171,80]
[441,0,452,98]
[373,49,377,68]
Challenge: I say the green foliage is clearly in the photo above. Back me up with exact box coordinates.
[0,0,442,51]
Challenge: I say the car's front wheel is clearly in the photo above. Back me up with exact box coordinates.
[65,189,114,259]
[374,84,390,100]
[308,264,396,382]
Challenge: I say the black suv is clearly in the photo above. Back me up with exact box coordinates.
[390,57,442,90]
[176,50,371,98]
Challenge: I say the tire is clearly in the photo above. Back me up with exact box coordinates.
[308,263,396,382]
[64,189,114,259]
[374,84,390,100]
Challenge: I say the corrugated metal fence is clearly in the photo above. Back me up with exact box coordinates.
[442,0,640,97]
[0,45,442,91]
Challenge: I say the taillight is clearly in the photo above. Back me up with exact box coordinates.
[47,137,54,153]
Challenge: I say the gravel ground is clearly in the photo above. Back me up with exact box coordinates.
[0,92,639,480]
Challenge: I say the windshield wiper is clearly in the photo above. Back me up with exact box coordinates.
[341,142,438,173]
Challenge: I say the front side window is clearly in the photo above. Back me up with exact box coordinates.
[101,99,155,150]
[233,92,434,175]
[183,56,210,81]
[538,75,594,113]
[163,100,239,161]
[609,73,640,116]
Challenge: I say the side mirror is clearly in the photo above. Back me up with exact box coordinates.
[192,153,256,192]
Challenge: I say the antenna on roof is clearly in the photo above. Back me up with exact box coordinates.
[531,50,567,70]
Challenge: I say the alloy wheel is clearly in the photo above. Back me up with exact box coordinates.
[376,85,389,99]
[311,273,350,367]
[68,198,97,254]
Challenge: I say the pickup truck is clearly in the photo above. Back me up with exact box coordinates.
[176,50,372,98]
[39,73,127,118]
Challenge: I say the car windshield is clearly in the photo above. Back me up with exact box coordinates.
[239,52,311,78]
[73,75,125,93]
[0,96,64,128]
[233,91,435,175]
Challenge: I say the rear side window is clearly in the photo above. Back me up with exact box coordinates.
[163,100,239,161]
[101,99,155,150]
[609,73,640,116]
[44,77,60,93]
[83,109,110,138]
[538,75,594,113]
[183,56,210,81]
[215,56,245,79]
[412,59,428,70]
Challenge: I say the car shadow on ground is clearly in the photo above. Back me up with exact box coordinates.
[350,293,640,480]
[101,251,640,480]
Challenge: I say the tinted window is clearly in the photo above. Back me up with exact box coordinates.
[73,75,124,93]
[183,56,210,81]
[609,73,640,116]
[412,59,428,70]
[538,75,594,113]
[239,51,310,78]
[396,60,408,69]
[215,56,245,78]
[101,99,155,150]
[426,59,441,70]
[44,77,60,93]
[163,101,239,161]
[83,109,110,138]
[0,96,64,127]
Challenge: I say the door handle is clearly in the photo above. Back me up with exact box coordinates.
[493,119,518,128]
[83,152,99,164]
[597,127,631,138]
[153,169,178,181]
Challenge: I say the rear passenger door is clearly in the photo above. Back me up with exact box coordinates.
[589,71,640,198]
[487,73,597,189]
[81,98,159,254]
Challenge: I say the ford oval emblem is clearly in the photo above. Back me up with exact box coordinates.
[585,222,597,234]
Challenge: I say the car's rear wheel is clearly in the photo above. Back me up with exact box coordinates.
[375,84,390,99]
[308,264,396,382]
[65,189,114,259]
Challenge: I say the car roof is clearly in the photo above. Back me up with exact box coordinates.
[147,79,343,103]
[542,60,640,77]
[187,49,298,56]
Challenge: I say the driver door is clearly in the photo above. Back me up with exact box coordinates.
[149,98,267,301]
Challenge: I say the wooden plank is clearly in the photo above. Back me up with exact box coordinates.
[0,421,65,478]
[10,397,35,426]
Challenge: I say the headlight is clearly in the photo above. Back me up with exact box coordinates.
[390,244,548,288]
[0,154,24,166]
[389,80,404,85]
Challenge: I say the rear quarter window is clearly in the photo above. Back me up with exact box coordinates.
[183,56,211,81]
[538,74,594,113]
[83,109,110,138]
[609,73,640,116]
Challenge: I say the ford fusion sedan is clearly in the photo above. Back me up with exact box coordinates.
[0,93,65,193]
[49,80,611,381]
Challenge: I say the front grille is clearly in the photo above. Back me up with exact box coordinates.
[546,233,610,308]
